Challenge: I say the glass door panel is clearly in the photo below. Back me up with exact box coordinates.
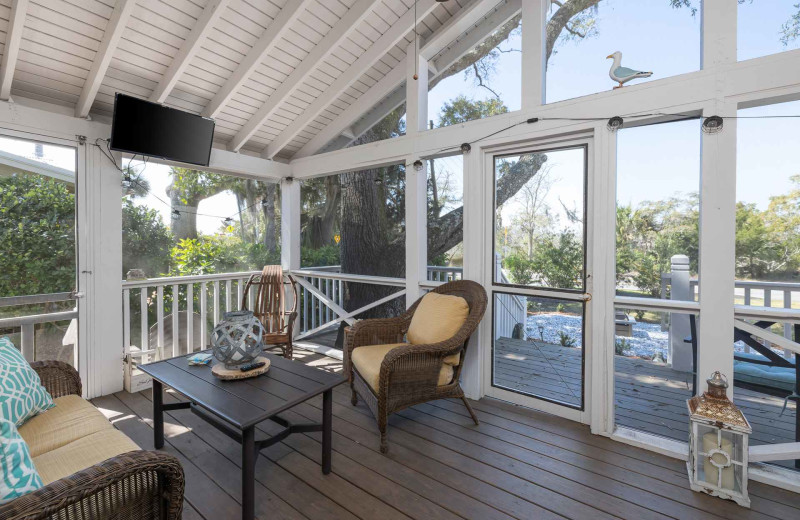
[0,136,79,366]
[488,144,589,411]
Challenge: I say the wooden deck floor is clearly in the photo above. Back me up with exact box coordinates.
[495,338,798,451]
[93,350,800,520]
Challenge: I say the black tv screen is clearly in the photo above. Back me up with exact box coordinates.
[110,93,215,166]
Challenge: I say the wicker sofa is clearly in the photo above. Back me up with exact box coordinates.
[0,360,184,520]
[347,280,488,453]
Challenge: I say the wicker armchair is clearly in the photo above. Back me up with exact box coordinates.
[242,265,298,359]
[346,280,488,453]
[0,361,184,520]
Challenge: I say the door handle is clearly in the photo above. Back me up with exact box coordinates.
[69,290,85,300]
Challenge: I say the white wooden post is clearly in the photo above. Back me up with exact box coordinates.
[79,144,124,398]
[405,41,428,136]
[281,177,301,324]
[701,0,737,69]
[460,147,485,400]
[589,122,617,435]
[695,2,737,399]
[697,103,737,399]
[405,41,428,307]
[521,0,547,109]
[669,255,693,372]
[281,178,301,272]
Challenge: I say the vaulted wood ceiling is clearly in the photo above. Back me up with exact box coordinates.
[0,0,517,161]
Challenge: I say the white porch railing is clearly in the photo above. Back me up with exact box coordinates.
[120,264,526,389]
[121,271,260,391]
[0,292,77,362]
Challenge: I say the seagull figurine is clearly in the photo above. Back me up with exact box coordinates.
[607,51,652,89]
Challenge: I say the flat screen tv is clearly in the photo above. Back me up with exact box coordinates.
[110,93,215,166]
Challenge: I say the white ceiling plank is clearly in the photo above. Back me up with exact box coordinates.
[295,0,516,158]
[0,0,29,100]
[149,0,233,104]
[228,0,382,152]
[263,0,440,159]
[201,0,313,120]
[75,0,137,117]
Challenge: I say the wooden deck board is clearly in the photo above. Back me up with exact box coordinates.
[93,350,800,520]
[493,337,798,449]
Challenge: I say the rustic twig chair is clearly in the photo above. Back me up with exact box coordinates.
[346,280,488,453]
[241,265,298,359]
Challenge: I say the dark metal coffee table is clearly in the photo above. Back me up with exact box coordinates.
[140,351,346,520]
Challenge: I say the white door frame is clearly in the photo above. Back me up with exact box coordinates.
[479,134,595,424]
[0,128,88,388]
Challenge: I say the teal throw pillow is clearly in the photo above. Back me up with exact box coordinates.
[0,417,43,504]
[0,337,55,426]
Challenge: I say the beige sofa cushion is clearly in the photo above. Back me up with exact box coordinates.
[351,343,454,392]
[33,429,140,485]
[19,394,114,458]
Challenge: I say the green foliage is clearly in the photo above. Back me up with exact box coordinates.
[122,199,173,277]
[558,331,577,347]
[780,3,800,46]
[615,338,631,356]
[437,95,508,127]
[301,245,340,268]
[0,174,75,297]
[170,236,245,276]
[616,196,699,296]
[504,230,583,289]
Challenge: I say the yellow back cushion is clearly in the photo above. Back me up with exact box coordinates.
[407,292,469,346]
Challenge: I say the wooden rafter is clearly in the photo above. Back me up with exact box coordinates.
[294,0,519,158]
[149,0,233,104]
[262,0,440,159]
[75,0,136,118]
[201,0,313,120]
[228,0,382,152]
[0,0,29,101]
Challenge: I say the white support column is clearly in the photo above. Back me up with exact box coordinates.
[80,143,124,398]
[701,0,737,69]
[405,156,427,307]
[521,0,547,109]
[460,148,485,400]
[404,41,428,307]
[697,102,737,399]
[405,42,428,136]
[589,123,616,435]
[281,178,301,272]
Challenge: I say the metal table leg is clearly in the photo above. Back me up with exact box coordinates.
[322,389,332,474]
[242,426,256,520]
[153,379,164,449]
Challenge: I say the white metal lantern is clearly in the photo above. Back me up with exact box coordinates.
[686,372,752,507]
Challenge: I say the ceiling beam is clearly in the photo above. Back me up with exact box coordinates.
[75,0,136,118]
[201,0,312,120]
[0,0,29,100]
[150,0,232,104]
[228,0,381,152]
[262,0,440,159]
[294,0,518,158]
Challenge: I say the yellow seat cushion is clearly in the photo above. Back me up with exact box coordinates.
[19,394,114,458]
[351,343,454,392]
[33,429,140,485]
[407,293,468,365]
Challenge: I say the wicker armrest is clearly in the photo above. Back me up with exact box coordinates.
[348,317,409,352]
[30,360,82,398]
[0,450,184,520]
